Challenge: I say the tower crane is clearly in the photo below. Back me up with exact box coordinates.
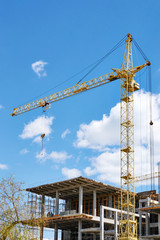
[11,33,150,239]
[135,172,159,183]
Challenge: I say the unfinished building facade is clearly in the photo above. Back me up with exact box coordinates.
[25,176,160,240]
[26,176,122,239]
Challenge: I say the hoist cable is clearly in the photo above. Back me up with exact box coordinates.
[21,61,105,106]
[20,36,126,106]
[76,35,127,84]
[132,38,149,62]
[145,69,149,190]
[148,66,155,190]
[133,37,154,191]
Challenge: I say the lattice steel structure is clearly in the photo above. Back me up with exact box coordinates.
[119,33,137,240]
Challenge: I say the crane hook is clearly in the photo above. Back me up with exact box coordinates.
[150,120,153,126]
[41,133,45,155]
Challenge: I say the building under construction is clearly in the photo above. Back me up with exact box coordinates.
[25,176,160,240]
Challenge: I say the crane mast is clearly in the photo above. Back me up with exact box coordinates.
[11,34,150,239]
[119,33,137,239]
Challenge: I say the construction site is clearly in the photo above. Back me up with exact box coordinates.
[10,33,158,240]
[23,175,160,240]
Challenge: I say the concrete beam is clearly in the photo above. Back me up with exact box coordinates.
[92,215,115,225]
[81,227,100,233]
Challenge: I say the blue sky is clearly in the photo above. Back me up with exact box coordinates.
[1,0,160,195]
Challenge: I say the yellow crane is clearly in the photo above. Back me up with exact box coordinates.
[135,172,159,183]
[11,33,150,239]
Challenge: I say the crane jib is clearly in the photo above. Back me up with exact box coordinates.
[11,62,149,117]
[11,72,120,116]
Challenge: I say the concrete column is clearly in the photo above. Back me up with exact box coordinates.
[55,190,59,215]
[93,191,97,240]
[63,230,71,240]
[100,206,104,240]
[158,162,160,194]
[41,194,45,216]
[93,190,97,216]
[40,195,45,240]
[146,213,150,236]
[93,223,96,240]
[139,212,142,237]
[108,195,112,218]
[79,186,83,214]
[139,200,142,209]
[54,223,58,240]
[158,214,160,235]
[65,199,71,211]
[146,197,150,207]
[78,220,82,240]
[114,212,118,240]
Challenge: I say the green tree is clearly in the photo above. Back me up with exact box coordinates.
[0,176,34,240]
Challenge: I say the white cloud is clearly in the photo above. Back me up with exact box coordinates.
[49,151,72,163]
[61,129,71,139]
[84,145,151,185]
[84,166,97,177]
[36,149,72,164]
[20,148,29,155]
[75,91,160,185]
[19,116,54,142]
[0,164,8,170]
[0,105,4,109]
[32,60,48,77]
[33,136,42,144]
[85,149,120,184]
[62,167,81,179]
[36,149,47,163]
[74,104,119,151]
